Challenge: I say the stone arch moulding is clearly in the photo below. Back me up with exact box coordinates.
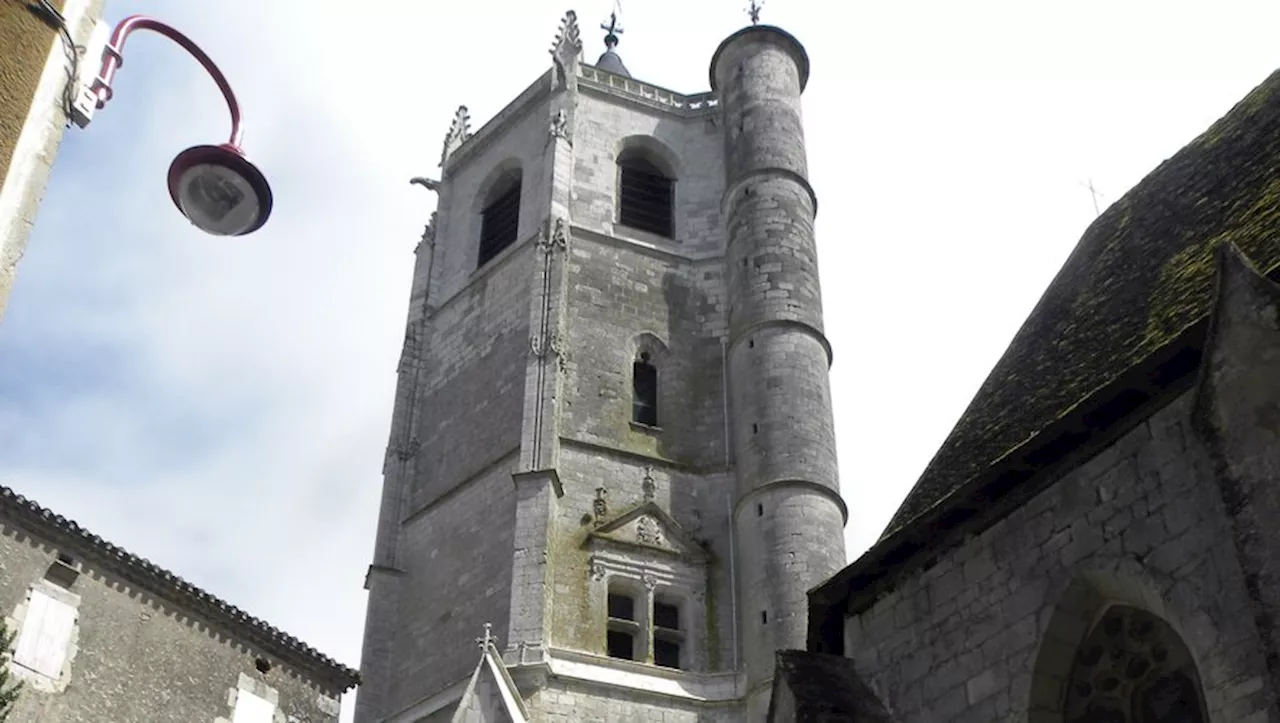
[614,135,682,180]
[630,332,670,362]
[471,156,524,214]
[1026,557,1213,723]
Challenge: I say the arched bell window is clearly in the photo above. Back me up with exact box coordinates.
[617,148,674,239]
[1063,605,1208,723]
[477,169,521,268]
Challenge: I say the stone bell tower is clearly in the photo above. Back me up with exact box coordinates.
[355,10,844,723]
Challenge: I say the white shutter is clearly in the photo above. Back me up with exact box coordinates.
[231,688,276,723]
[12,588,76,679]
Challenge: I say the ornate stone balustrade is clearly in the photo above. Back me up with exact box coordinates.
[578,65,718,115]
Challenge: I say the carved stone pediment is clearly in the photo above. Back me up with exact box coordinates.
[586,502,709,563]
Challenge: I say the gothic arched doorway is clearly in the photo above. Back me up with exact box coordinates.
[1064,605,1208,723]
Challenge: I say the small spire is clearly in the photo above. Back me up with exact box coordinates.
[595,11,631,77]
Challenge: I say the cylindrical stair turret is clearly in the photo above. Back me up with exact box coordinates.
[711,25,848,721]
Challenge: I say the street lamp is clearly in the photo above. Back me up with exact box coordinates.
[71,15,273,237]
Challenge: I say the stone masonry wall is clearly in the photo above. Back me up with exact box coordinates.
[386,460,518,714]
[571,93,724,258]
[526,678,742,723]
[561,236,727,469]
[406,243,531,514]
[550,444,737,673]
[431,98,552,305]
[844,391,1276,721]
[0,516,341,723]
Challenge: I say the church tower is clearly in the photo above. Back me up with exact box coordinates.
[355,10,846,723]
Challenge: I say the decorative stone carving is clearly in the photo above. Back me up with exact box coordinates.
[537,217,569,255]
[392,437,420,461]
[529,331,565,361]
[475,622,493,650]
[549,108,571,144]
[636,515,662,546]
[548,11,582,91]
[642,466,656,502]
[439,105,472,167]
[593,487,608,522]
[415,211,437,255]
[642,573,658,592]
[590,561,607,581]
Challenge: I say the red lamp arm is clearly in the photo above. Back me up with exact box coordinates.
[90,15,244,148]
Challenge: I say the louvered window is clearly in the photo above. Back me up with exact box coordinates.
[478,180,521,268]
[619,155,674,238]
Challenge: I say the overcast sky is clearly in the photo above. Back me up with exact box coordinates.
[3,0,1279,719]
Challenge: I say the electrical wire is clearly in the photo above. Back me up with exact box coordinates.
[29,0,84,125]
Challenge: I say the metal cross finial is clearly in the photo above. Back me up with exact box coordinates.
[476,622,493,649]
[747,0,763,24]
[601,12,623,48]
[1081,178,1104,217]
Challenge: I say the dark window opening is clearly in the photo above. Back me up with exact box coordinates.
[752,423,758,434]
[654,601,680,631]
[619,155,674,238]
[254,657,272,674]
[654,638,681,669]
[478,179,521,268]
[761,610,768,624]
[633,354,658,427]
[607,630,635,660]
[608,593,636,621]
[757,503,764,517]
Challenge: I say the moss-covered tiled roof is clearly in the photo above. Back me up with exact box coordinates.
[885,68,1280,537]
[769,650,893,721]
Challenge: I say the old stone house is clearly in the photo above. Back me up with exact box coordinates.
[0,483,359,721]
[787,61,1280,722]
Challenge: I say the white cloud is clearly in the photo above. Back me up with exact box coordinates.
[3,1,1280,721]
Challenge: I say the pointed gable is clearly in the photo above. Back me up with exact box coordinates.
[450,629,529,723]
[586,501,709,562]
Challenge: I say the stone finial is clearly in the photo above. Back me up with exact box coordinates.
[476,622,493,649]
[549,10,582,58]
[439,106,472,168]
[642,466,655,502]
[549,11,583,91]
[593,487,608,523]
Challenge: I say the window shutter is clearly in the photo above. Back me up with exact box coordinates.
[13,588,76,679]
[231,688,276,723]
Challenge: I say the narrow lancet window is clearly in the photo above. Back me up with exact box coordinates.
[618,151,674,238]
[478,174,521,268]
[633,352,658,427]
